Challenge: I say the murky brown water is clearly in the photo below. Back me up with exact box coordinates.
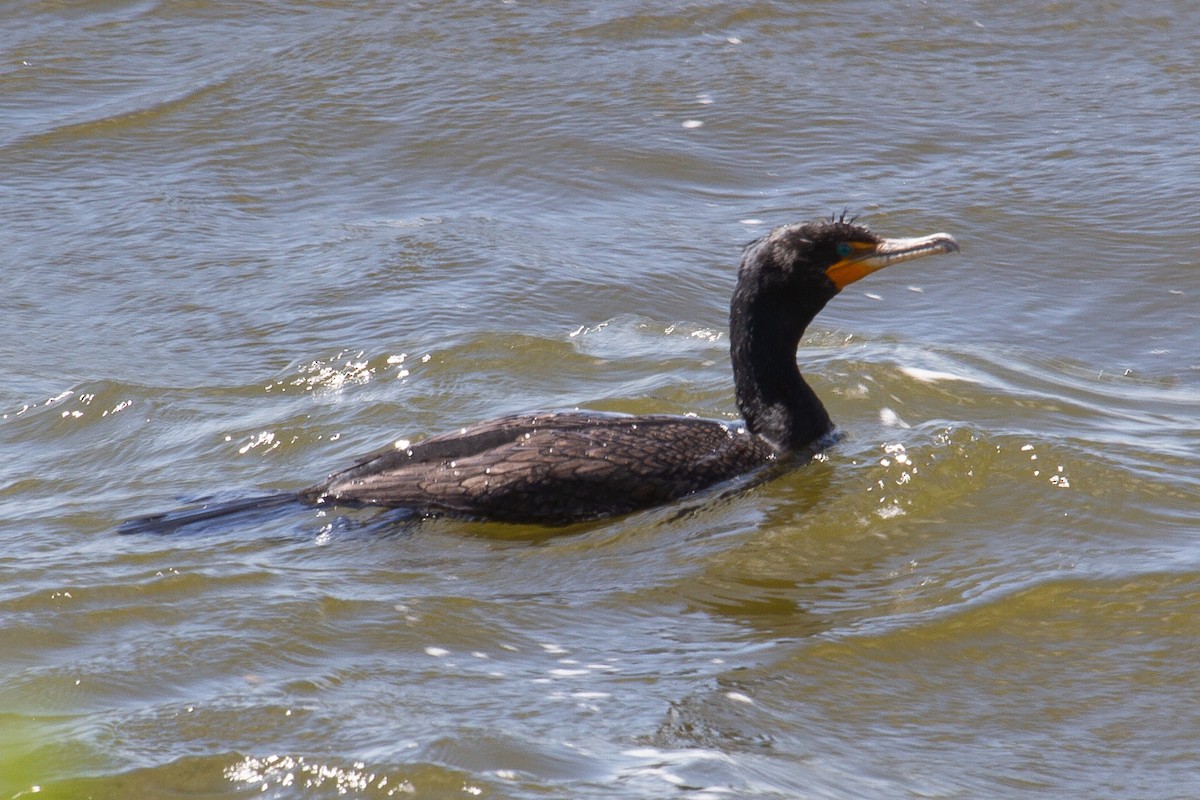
[3,1,1199,797]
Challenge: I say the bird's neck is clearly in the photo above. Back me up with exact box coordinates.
[730,293,833,452]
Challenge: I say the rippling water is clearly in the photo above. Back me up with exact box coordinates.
[3,1,1199,798]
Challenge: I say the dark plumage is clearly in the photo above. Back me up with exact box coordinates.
[298,411,776,523]
[122,216,958,533]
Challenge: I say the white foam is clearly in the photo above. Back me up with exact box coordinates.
[900,366,980,384]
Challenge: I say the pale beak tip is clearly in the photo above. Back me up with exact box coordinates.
[933,233,961,254]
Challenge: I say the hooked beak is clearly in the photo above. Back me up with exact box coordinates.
[826,232,960,290]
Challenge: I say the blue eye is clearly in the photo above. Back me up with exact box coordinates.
[836,242,853,258]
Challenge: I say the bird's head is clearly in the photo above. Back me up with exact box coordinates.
[745,215,960,301]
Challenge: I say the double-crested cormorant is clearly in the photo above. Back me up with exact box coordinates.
[122,217,958,532]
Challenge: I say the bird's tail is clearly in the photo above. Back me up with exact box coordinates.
[117,492,300,535]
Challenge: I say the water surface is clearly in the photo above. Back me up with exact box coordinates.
[2,1,1198,798]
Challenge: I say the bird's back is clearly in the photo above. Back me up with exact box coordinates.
[301,411,778,524]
